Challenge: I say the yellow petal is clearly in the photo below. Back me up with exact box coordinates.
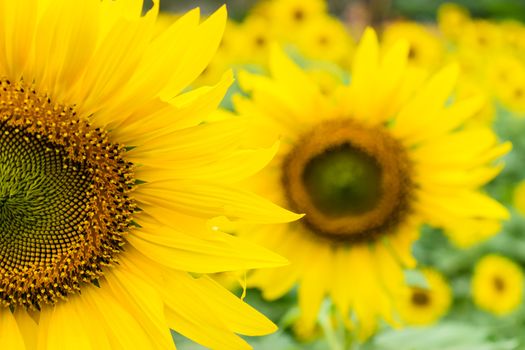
[0,310,25,350]
[105,269,174,349]
[160,6,227,98]
[128,222,288,273]
[83,285,156,349]
[136,179,302,223]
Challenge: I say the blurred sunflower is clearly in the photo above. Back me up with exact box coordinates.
[472,255,524,316]
[295,15,355,67]
[398,269,452,326]
[437,3,470,42]
[264,0,326,34]
[236,15,274,66]
[233,29,510,339]
[487,54,525,114]
[0,1,301,349]
[382,21,443,70]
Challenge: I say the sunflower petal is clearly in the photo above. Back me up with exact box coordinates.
[128,222,288,273]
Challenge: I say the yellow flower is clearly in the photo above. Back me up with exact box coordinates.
[0,1,301,349]
[233,29,510,339]
[294,15,355,67]
[382,21,443,70]
[265,0,326,35]
[398,269,452,326]
[235,15,275,66]
[472,255,524,316]
[437,3,470,42]
[500,20,525,54]
[486,53,525,114]
[458,20,504,54]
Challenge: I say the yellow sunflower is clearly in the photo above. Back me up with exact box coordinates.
[0,1,302,349]
[235,15,275,66]
[397,269,452,326]
[264,0,326,34]
[437,3,470,42]
[294,15,355,67]
[233,29,510,339]
[382,21,443,70]
[472,255,524,316]
[486,53,525,114]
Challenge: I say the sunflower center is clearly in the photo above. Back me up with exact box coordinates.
[493,276,505,292]
[0,79,135,309]
[283,119,412,242]
[411,289,430,306]
[302,144,382,216]
[293,8,304,21]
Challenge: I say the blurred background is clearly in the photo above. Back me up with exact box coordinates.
[159,0,525,22]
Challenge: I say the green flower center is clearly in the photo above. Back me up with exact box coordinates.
[302,144,382,217]
[0,123,92,270]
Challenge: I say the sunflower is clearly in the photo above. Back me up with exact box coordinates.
[236,15,275,66]
[472,255,524,316]
[397,269,452,326]
[233,29,510,339]
[437,3,470,42]
[294,15,355,67]
[382,21,443,70]
[487,54,525,114]
[0,1,302,349]
[264,0,326,33]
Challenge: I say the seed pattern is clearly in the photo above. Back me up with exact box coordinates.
[0,79,135,309]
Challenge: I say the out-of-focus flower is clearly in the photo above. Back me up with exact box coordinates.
[472,255,524,316]
[382,21,443,70]
[295,15,355,67]
[437,3,470,42]
[232,28,509,340]
[397,269,452,326]
[263,0,326,37]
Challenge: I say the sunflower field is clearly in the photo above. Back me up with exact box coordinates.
[1,0,525,349]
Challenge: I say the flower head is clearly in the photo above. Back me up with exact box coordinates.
[0,1,300,349]
[233,28,510,338]
[472,255,524,316]
[398,269,452,326]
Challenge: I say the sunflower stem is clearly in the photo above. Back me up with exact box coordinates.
[319,301,345,350]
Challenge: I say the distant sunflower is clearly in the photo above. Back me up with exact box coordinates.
[234,29,510,338]
[382,21,443,70]
[265,0,326,32]
[472,255,524,316]
[398,269,452,326]
[0,1,300,349]
[295,15,355,67]
[437,3,470,42]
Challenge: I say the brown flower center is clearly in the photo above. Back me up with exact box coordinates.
[282,119,412,242]
[0,79,135,310]
[411,289,431,307]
